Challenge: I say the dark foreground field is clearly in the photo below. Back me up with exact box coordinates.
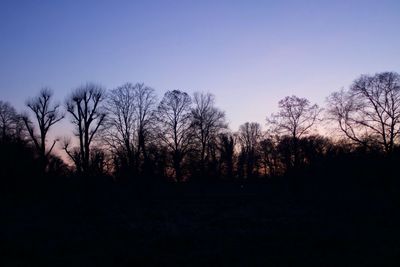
[1,179,400,266]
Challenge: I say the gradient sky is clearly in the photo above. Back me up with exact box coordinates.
[1,0,400,139]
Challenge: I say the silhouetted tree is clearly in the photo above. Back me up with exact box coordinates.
[237,122,262,179]
[191,92,226,177]
[275,136,296,173]
[267,95,321,168]
[156,90,192,181]
[217,132,235,179]
[103,83,137,177]
[259,136,280,177]
[22,89,64,173]
[63,83,106,175]
[133,83,157,175]
[327,72,400,154]
[0,100,19,141]
[104,83,157,179]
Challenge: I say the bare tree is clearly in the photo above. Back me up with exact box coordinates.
[104,82,157,177]
[237,122,262,178]
[61,137,82,172]
[156,90,192,181]
[327,72,400,153]
[22,89,64,172]
[267,95,321,168]
[104,83,137,172]
[64,83,106,174]
[191,92,226,175]
[0,100,19,141]
[134,83,157,166]
[267,95,321,139]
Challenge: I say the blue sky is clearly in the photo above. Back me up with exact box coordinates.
[1,0,400,134]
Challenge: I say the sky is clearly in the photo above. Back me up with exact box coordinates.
[1,0,400,140]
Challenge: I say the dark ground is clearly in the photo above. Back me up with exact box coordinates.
[1,179,400,267]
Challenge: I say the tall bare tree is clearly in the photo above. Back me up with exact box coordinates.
[134,83,157,165]
[104,82,156,177]
[267,95,321,168]
[156,90,192,181]
[63,84,106,174]
[191,92,226,175]
[104,83,137,172]
[22,89,64,172]
[327,72,400,153]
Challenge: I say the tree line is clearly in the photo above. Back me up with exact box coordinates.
[1,71,399,185]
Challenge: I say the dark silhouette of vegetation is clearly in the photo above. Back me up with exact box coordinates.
[216,132,235,179]
[0,72,398,182]
[0,72,400,184]
[103,83,157,181]
[191,92,227,179]
[22,88,64,174]
[156,90,193,181]
[267,95,322,169]
[327,72,400,154]
[237,122,262,179]
[0,100,23,142]
[1,73,395,182]
[63,84,106,176]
